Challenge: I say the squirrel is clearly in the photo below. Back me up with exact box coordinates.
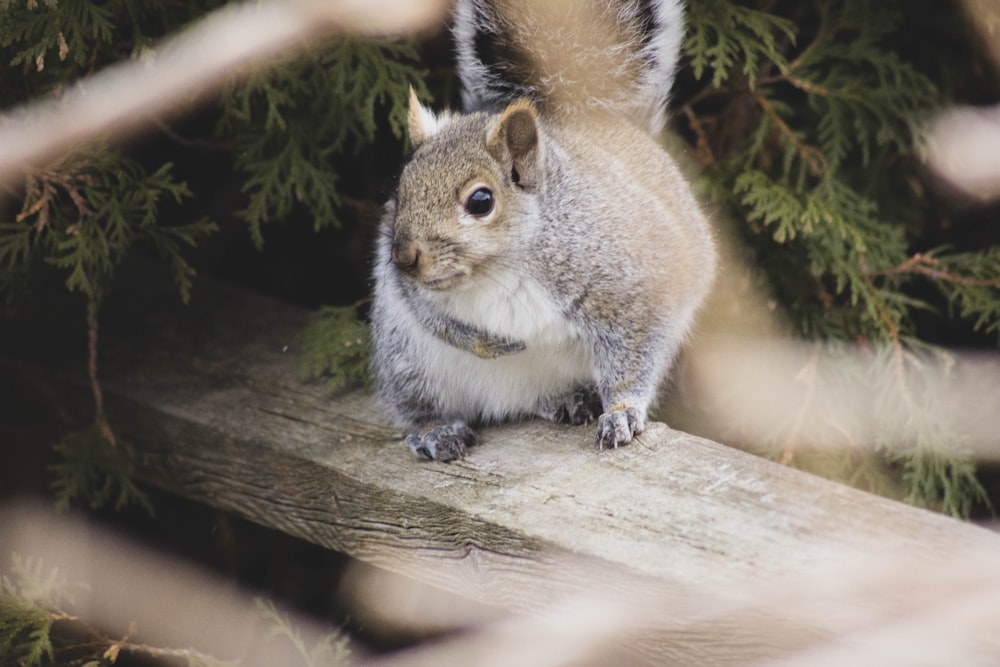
[371,0,716,461]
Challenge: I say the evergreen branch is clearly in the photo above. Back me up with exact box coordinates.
[219,38,427,245]
[1,553,87,667]
[680,103,716,166]
[733,169,805,243]
[753,91,827,176]
[866,250,1000,337]
[119,642,241,667]
[683,0,796,88]
[896,440,993,519]
[299,304,371,393]
[86,298,117,448]
[143,217,218,304]
[3,554,245,667]
[255,598,351,667]
[49,424,154,515]
[872,252,1000,289]
[760,70,837,98]
[0,223,37,291]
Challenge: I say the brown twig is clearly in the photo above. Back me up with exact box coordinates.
[758,68,838,99]
[681,104,716,166]
[86,298,117,448]
[870,252,1000,289]
[859,265,917,413]
[754,91,828,176]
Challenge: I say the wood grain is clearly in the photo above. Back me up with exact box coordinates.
[5,274,1000,664]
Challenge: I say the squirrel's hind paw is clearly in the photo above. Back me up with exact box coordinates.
[538,386,603,426]
[596,407,645,450]
[407,420,478,462]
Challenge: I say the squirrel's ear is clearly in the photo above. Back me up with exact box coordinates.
[490,99,541,190]
[407,86,448,149]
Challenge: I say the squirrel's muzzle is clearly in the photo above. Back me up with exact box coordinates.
[391,238,421,274]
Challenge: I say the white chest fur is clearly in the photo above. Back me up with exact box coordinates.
[416,267,594,420]
[435,267,567,343]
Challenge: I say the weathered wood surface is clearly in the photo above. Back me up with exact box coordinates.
[4,274,1000,664]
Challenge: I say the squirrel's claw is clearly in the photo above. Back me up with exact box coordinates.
[596,407,645,450]
[407,420,478,462]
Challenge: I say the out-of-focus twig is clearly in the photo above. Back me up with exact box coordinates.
[923,104,1000,202]
[922,0,1000,201]
[0,501,349,666]
[0,0,447,184]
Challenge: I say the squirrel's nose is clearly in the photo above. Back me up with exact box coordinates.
[391,239,421,273]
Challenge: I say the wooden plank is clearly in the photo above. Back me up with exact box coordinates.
[4,272,1000,664]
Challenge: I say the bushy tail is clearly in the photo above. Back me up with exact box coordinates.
[453,0,685,135]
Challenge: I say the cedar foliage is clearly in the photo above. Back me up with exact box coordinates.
[0,553,350,666]
[299,305,372,393]
[0,554,77,666]
[0,2,423,513]
[679,0,999,516]
[1,1,998,657]
[0,1,996,522]
[216,38,428,249]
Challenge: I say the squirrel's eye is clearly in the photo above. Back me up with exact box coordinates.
[465,187,495,217]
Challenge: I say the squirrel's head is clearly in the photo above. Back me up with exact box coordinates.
[387,89,542,291]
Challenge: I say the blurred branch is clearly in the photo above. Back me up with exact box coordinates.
[0,0,447,183]
[922,0,1000,200]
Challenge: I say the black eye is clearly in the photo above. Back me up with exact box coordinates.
[465,187,495,217]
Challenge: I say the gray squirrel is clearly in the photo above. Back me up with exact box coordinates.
[371,0,716,461]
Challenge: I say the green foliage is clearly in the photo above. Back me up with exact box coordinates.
[0,0,209,105]
[217,39,428,248]
[686,0,965,342]
[299,305,371,393]
[1,554,85,667]
[1,0,115,69]
[256,598,351,667]
[796,2,937,171]
[49,423,155,516]
[681,0,998,516]
[927,247,1000,336]
[683,0,795,88]
[0,587,53,665]
[896,441,992,519]
[0,3,429,518]
[1,148,216,305]
[2,0,991,525]
[2,554,345,666]
[1,0,219,308]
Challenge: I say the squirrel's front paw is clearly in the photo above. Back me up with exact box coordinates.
[596,407,645,450]
[406,420,478,462]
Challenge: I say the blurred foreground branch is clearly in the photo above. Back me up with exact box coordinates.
[0,0,447,183]
[922,0,1000,200]
[5,271,1000,663]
